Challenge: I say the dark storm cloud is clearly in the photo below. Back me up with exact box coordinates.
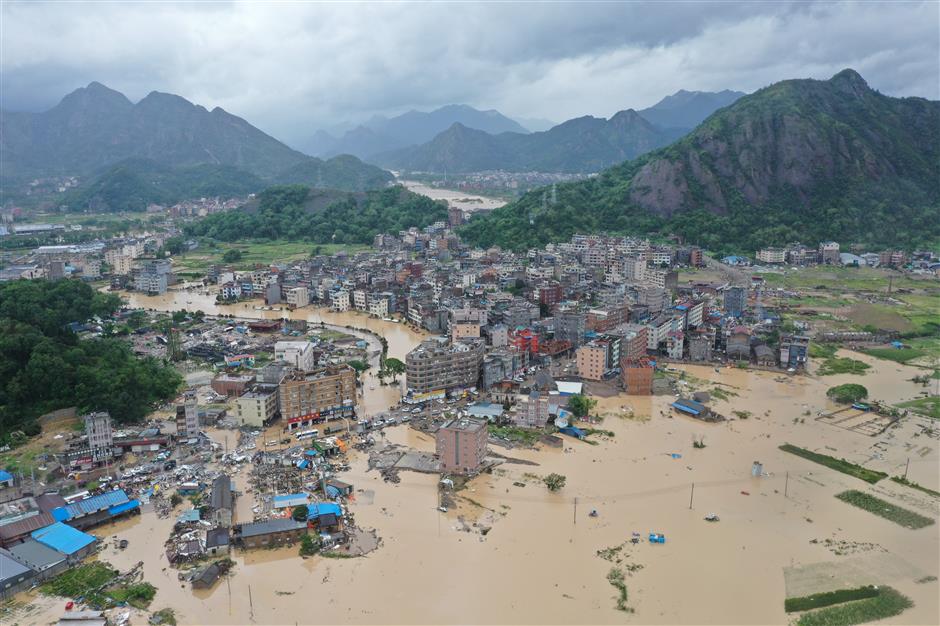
[2,1,937,146]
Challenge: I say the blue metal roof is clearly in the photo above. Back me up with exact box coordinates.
[53,489,130,521]
[108,500,140,516]
[306,502,342,518]
[272,493,308,508]
[325,485,341,498]
[31,522,96,555]
[296,459,310,469]
[672,399,705,415]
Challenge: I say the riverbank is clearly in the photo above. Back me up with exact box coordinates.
[400,180,506,212]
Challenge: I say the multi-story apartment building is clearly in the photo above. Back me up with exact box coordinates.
[780,335,810,370]
[104,250,133,275]
[645,268,678,291]
[621,257,646,282]
[621,358,653,395]
[576,342,607,381]
[352,289,368,310]
[451,322,481,342]
[613,325,648,361]
[724,286,747,317]
[330,289,350,312]
[368,295,389,318]
[555,312,585,349]
[175,391,200,439]
[84,412,113,464]
[133,258,172,295]
[278,365,357,429]
[274,341,316,371]
[436,418,488,474]
[819,241,841,265]
[285,286,310,309]
[757,248,786,264]
[405,339,485,396]
[514,391,550,429]
[236,385,280,427]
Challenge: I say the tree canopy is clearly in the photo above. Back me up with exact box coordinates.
[0,280,182,443]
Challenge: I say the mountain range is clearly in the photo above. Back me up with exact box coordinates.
[373,110,687,174]
[307,104,530,158]
[459,70,940,252]
[0,82,393,209]
[309,91,746,170]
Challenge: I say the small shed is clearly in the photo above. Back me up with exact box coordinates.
[191,563,221,589]
[671,398,710,419]
[206,528,230,556]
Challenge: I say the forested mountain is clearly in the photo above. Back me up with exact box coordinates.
[184,184,447,244]
[310,104,529,158]
[1,82,392,209]
[637,89,745,130]
[1,82,307,177]
[376,110,683,173]
[459,70,940,252]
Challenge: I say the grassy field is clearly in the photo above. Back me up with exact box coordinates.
[835,490,935,529]
[890,476,940,498]
[785,586,880,613]
[795,586,912,626]
[172,241,368,273]
[896,396,940,419]
[816,357,870,376]
[758,266,928,292]
[780,444,887,484]
[860,347,926,363]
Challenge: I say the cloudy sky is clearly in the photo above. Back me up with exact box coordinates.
[2,1,938,147]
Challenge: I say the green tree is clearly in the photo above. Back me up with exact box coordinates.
[383,357,405,382]
[126,310,148,330]
[347,359,369,374]
[299,533,319,556]
[291,505,309,522]
[567,394,598,418]
[827,384,869,404]
[221,249,243,264]
[543,473,567,492]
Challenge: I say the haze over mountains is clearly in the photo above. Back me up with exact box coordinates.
[460,70,940,252]
[307,89,745,169]
[0,82,393,208]
[307,104,530,159]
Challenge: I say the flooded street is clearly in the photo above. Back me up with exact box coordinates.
[400,180,506,212]
[29,290,935,624]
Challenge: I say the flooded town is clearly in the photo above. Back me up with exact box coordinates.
[2,6,940,624]
[2,209,938,626]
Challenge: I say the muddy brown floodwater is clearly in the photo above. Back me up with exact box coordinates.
[23,290,938,624]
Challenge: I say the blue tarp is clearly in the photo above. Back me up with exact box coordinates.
[52,489,130,521]
[325,485,341,498]
[31,522,96,555]
[559,426,585,440]
[296,459,310,469]
[303,449,319,457]
[108,500,140,516]
[306,502,343,519]
[0,470,12,482]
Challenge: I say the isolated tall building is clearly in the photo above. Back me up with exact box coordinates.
[436,418,488,474]
[84,412,113,463]
[176,391,200,439]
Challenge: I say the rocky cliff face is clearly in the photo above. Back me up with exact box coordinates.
[626,69,939,216]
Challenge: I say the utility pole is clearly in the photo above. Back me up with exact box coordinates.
[784,471,789,498]
[573,497,578,525]
[904,458,910,480]
[689,483,695,509]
